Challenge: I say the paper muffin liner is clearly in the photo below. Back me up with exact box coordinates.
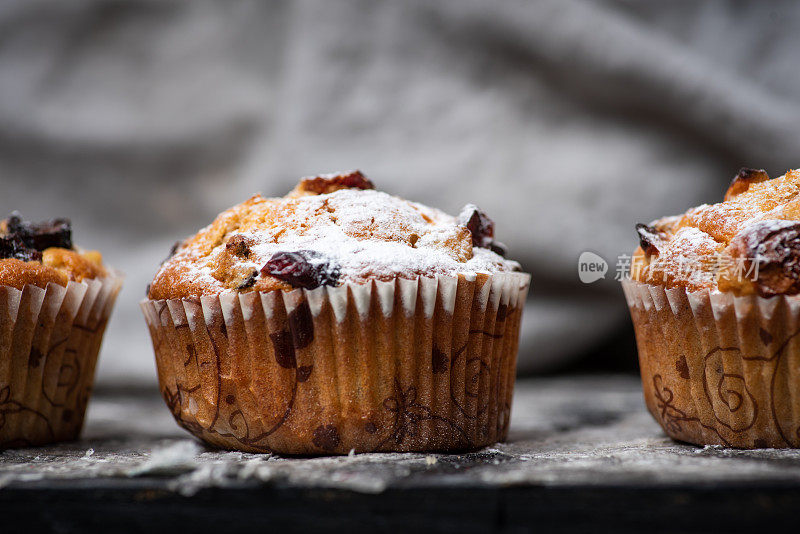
[0,274,123,449]
[141,272,530,455]
[622,278,800,448]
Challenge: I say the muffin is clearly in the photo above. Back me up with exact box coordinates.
[0,213,122,449]
[142,171,530,454]
[623,168,800,448]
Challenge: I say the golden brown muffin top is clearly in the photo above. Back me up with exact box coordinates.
[631,168,800,296]
[0,213,107,290]
[148,171,520,300]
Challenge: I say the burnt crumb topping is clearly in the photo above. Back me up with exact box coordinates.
[0,212,72,262]
[261,250,341,289]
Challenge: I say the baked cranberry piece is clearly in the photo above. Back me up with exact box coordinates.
[635,223,665,256]
[332,170,373,190]
[0,212,72,261]
[297,171,375,195]
[0,235,42,262]
[458,204,495,248]
[728,220,800,297]
[4,212,73,251]
[261,250,340,289]
[724,168,769,201]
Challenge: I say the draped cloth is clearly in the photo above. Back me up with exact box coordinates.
[1,0,799,382]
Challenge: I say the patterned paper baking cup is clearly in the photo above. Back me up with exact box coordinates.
[0,274,123,449]
[622,278,800,448]
[141,272,530,455]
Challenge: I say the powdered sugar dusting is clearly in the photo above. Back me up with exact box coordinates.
[159,188,520,293]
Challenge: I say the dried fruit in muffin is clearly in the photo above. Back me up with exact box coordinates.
[458,204,494,247]
[261,250,340,289]
[0,234,42,262]
[631,168,800,295]
[0,212,72,261]
[457,204,511,257]
[0,213,107,290]
[726,220,800,297]
[290,170,375,197]
[148,171,519,299]
[724,168,769,201]
[635,223,666,257]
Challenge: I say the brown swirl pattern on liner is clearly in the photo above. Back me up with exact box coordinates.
[0,385,54,446]
[623,279,800,449]
[651,374,733,446]
[142,273,530,455]
[368,378,471,451]
[0,271,122,449]
[649,334,800,447]
[702,347,758,434]
[157,294,320,452]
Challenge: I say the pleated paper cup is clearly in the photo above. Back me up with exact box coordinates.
[141,272,530,455]
[622,278,800,449]
[0,274,123,449]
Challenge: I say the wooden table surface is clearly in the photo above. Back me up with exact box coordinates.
[2,375,800,533]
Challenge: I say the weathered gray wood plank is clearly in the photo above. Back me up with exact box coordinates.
[2,376,800,533]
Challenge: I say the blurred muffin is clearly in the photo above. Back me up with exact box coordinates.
[142,171,530,454]
[0,213,122,449]
[624,168,800,448]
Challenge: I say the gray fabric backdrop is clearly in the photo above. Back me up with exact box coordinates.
[2,0,799,385]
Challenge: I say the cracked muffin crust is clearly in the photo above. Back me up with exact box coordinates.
[148,170,520,300]
[631,168,800,296]
[0,213,107,290]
